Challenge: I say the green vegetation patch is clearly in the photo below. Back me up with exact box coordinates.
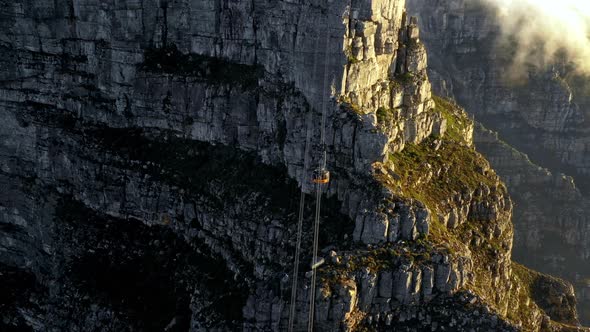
[376,107,394,124]
[383,96,515,313]
[338,96,363,115]
[513,263,580,327]
[395,71,414,85]
[387,96,497,207]
[345,45,361,64]
[432,95,472,143]
[387,139,496,217]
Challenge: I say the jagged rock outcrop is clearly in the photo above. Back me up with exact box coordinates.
[0,0,585,331]
[406,0,590,324]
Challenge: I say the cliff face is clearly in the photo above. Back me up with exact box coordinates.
[405,0,587,158]
[0,0,584,331]
[405,0,590,324]
[474,124,590,324]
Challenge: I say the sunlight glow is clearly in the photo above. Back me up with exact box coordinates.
[484,0,590,74]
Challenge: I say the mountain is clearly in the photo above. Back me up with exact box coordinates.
[406,0,590,324]
[0,0,585,330]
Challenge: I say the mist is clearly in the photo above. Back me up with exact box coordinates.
[483,0,590,76]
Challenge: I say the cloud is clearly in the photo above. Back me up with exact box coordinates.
[483,0,590,75]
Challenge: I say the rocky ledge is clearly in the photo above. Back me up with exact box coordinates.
[0,0,587,331]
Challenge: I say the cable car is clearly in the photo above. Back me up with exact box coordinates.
[312,168,330,184]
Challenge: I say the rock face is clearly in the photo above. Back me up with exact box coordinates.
[405,0,590,324]
[474,124,590,324]
[0,0,585,331]
[405,0,586,163]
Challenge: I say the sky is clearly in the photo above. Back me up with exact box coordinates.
[483,0,590,75]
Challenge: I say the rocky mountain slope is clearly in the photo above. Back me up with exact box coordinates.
[405,0,590,176]
[0,0,586,331]
[406,0,590,324]
[474,124,590,324]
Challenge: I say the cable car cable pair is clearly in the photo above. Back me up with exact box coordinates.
[288,17,333,332]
